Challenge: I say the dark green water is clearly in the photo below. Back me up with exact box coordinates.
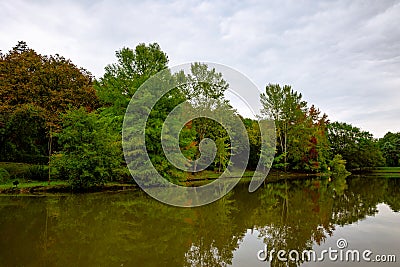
[0,176,399,267]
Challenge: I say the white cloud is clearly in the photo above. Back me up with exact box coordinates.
[1,0,399,137]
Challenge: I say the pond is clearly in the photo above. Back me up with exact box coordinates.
[0,175,399,267]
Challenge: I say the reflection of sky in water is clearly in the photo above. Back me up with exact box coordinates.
[231,204,400,267]
[1,177,398,266]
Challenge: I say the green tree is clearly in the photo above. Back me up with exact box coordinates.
[0,168,10,184]
[53,108,122,188]
[379,132,400,167]
[96,43,193,184]
[242,118,261,170]
[95,43,168,116]
[261,84,307,171]
[111,61,192,185]
[329,154,350,175]
[214,136,230,173]
[177,63,235,172]
[0,104,47,163]
[260,84,329,172]
[328,122,384,170]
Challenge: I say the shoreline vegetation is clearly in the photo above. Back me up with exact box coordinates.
[1,41,399,192]
[1,161,399,195]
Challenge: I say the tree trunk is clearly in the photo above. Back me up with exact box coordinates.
[48,128,52,185]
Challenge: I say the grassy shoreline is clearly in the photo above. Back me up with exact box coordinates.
[0,169,321,194]
[0,181,138,194]
[1,162,398,195]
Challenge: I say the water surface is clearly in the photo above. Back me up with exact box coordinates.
[0,176,399,266]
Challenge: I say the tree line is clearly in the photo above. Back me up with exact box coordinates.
[0,41,398,187]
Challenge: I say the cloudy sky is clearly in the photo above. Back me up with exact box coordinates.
[1,0,399,137]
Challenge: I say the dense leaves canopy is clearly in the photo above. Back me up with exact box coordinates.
[0,41,98,163]
[328,122,384,170]
[1,41,396,187]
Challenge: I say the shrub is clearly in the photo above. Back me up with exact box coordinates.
[27,165,48,181]
[0,168,11,184]
[0,162,31,179]
[52,108,122,189]
[330,154,351,175]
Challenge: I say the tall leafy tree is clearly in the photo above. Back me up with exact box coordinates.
[242,118,261,170]
[260,84,329,172]
[301,105,330,172]
[94,43,180,182]
[0,41,97,125]
[95,43,168,116]
[0,41,98,163]
[53,108,122,188]
[0,104,47,162]
[261,84,307,171]
[379,132,400,167]
[177,63,236,172]
[178,62,230,140]
[97,43,194,184]
[328,122,384,170]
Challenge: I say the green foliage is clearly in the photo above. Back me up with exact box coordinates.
[214,136,230,172]
[0,168,10,184]
[0,40,392,182]
[328,122,385,170]
[122,60,238,184]
[145,84,188,183]
[329,154,351,175]
[260,84,330,172]
[272,152,289,170]
[0,104,47,163]
[242,118,261,170]
[179,121,198,162]
[53,108,123,188]
[95,43,168,116]
[177,63,235,173]
[0,162,32,179]
[179,62,229,109]
[96,43,188,184]
[27,165,48,181]
[379,132,400,167]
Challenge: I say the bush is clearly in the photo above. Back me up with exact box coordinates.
[330,154,351,175]
[0,168,11,184]
[0,162,31,179]
[27,165,48,181]
[17,154,48,165]
[52,108,122,189]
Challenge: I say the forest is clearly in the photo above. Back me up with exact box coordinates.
[0,41,399,188]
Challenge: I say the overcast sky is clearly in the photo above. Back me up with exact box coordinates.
[1,0,399,137]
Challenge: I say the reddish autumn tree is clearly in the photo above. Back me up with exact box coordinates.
[0,41,98,162]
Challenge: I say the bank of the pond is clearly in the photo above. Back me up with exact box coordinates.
[0,171,324,194]
[369,167,400,176]
[0,181,138,194]
[4,167,397,195]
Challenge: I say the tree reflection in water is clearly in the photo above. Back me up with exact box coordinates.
[0,175,399,267]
